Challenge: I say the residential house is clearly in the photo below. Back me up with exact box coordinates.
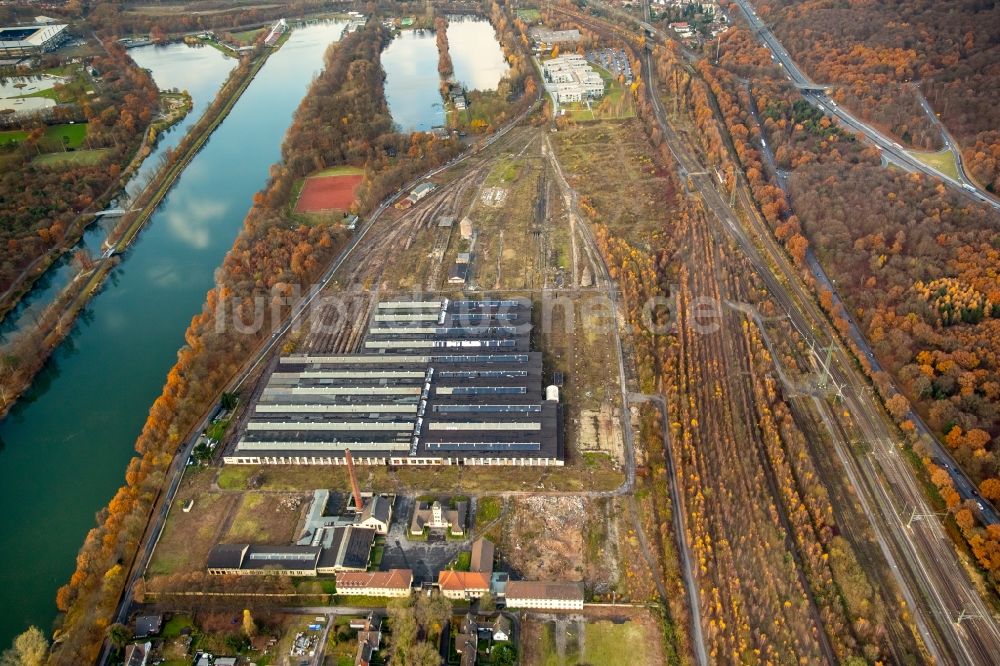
[123,642,151,666]
[492,614,512,642]
[355,614,383,666]
[455,614,478,666]
[134,614,162,638]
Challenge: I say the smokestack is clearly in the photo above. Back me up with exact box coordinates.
[345,449,364,512]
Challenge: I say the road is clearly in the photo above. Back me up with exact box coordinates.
[741,77,999,526]
[636,34,1000,664]
[731,0,1000,212]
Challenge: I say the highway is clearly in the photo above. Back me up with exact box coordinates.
[728,0,999,526]
[731,0,1000,213]
[636,37,1000,664]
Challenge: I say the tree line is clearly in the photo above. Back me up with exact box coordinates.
[42,16,496,662]
[700,19,1000,593]
[751,0,1000,193]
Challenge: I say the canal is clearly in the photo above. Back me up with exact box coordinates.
[0,43,236,343]
[0,20,347,646]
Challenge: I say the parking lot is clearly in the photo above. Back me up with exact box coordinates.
[587,48,633,83]
[379,495,468,583]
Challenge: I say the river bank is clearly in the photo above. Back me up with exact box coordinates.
[0,38,285,421]
[0,20,350,648]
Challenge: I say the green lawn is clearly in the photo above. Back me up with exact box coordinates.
[33,148,109,167]
[162,615,196,639]
[908,147,960,180]
[476,496,502,525]
[369,542,385,569]
[205,417,229,441]
[231,27,265,43]
[516,8,542,22]
[45,123,88,148]
[582,621,648,664]
[534,620,649,666]
[1,123,87,149]
[0,130,28,147]
[216,465,252,490]
[451,551,472,571]
[565,65,635,122]
[313,164,364,177]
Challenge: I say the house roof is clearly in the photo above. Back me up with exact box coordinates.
[319,526,376,570]
[455,631,478,654]
[460,613,478,634]
[336,569,413,591]
[123,642,149,666]
[438,570,490,592]
[361,495,392,525]
[505,580,584,601]
[134,614,162,637]
[470,538,494,574]
[206,543,248,569]
[492,614,512,634]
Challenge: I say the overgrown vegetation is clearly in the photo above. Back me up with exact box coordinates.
[47,22,461,664]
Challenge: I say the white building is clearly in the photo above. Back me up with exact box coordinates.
[0,24,68,57]
[542,54,605,104]
[504,580,584,610]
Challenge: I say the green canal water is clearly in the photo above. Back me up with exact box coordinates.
[0,20,347,646]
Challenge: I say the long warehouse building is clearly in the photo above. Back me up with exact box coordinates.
[224,298,563,466]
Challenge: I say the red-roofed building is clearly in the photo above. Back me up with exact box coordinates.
[336,569,413,598]
[437,570,491,600]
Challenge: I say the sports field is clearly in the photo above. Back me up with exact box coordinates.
[294,166,363,213]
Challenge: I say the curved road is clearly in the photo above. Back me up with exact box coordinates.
[731,0,999,212]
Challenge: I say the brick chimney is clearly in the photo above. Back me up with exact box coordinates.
[345,448,364,512]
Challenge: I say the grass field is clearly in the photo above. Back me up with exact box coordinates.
[231,27,265,43]
[33,148,109,167]
[516,8,542,22]
[476,496,503,526]
[0,123,88,149]
[524,619,654,666]
[214,456,622,494]
[564,66,634,122]
[315,165,364,177]
[908,147,960,180]
[0,130,27,147]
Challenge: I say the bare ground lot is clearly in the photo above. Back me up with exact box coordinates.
[148,478,309,575]
[214,459,623,495]
[148,469,236,576]
[520,606,667,666]
[223,491,309,543]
